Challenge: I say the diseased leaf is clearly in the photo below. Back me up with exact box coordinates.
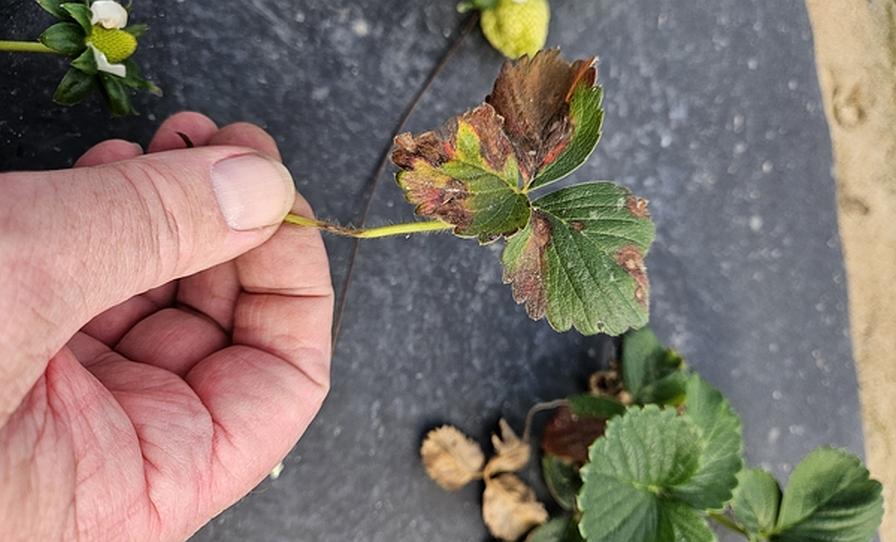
[541,406,606,464]
[392,104,530,243]
[567,393,626,420]
[503,182,655,335]
[39,21,85,55]
[541,454,581,511]
[731,468,781,537]
[526,517,584,542]
[485,418,530,477]
[420,425,485,491]
[486,50,601,188]
[672,375,743,511]
[53,68,93,105]
[773,448,883,542]
[483,473,549,541]
[622,327,686,404]
[578,406,709,542]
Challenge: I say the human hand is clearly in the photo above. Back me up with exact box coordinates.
[0,112,333,541]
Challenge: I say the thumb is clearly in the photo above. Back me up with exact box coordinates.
[0,146,295,418]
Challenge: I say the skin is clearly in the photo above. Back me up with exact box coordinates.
[0,112,333,541]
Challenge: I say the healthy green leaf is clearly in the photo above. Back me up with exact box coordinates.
[124,23,149,38]
[731,468,781,537]
[100,74,135,116]
[542,455,581,511]
[621,327,686,404]
[502,182,655,335]
[772,448,883,542]
[392,104,530,243]
[486,50,601,189]
[39,22,85,55]
[526,517,584,542]
[70,47,97,74]
[672,375,743,510]
[53,68,93,105]
[567,393,626,420]
[36,0,68,19]
[61,3,92,33]
[578,406,713,541]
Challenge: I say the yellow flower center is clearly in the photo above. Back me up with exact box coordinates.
[87,26,137,64]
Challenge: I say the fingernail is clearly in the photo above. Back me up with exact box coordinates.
[211,154,295,230]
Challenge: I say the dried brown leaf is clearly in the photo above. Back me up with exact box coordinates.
[483,473,549,541]
[420,425,485,491]
[485,418,531,477]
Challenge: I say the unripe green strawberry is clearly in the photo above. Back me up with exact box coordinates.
[87,26,137,63]
[480,0,549,59]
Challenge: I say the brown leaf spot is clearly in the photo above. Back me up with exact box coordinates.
[625,195,650,218]
[487,49,597,181]
[504,211,552,319]
[420,426,485,491]
[540,406,606,465]
[462,104,515,172]
[570,220,585,232]
[391,131,452,170]
[616,245,649,307]
[482,473,548,541]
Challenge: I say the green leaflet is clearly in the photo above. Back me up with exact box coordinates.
[61,3,92,33]
[566,393,626,420]
[36,0,68,19]
[39,21,85,55]
[532,83,604,189]
[71,47,97,74]
[577,406,712,541]
[672,375,744,510]
[392,104,530,243]
[621,327,686,404]
[53,67,94,105]
[100,73,135,116]
[526,517,584,542]
[772,448,883,542]
[502,182,655,336]
[731,468,781,538]
[542,455,581,511]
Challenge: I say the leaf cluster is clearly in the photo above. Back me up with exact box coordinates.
[36,0,159,115]
[420,329,884,542]
[390,50,655,336]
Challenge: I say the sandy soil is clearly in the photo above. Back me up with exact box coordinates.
[805,1,896,537]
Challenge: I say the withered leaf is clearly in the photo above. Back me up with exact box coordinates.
[540,406,606,465]
[420,425,485,491]
[502,182,655,336]
[392,104,530,243]
[487,49,603,189]
[483,473,549,541]
[485,418,530,477]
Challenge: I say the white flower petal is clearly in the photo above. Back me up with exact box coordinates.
[90,45,127,77]
[90,1,129,29]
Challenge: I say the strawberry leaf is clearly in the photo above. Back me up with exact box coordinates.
[730,468,781,537]
[392,104,530,243]
[502,182,654,335]
[773,448,883,542]
[487,50,602,189]
[577,406,716,541]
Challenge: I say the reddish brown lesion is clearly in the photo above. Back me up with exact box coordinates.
[391,131,452,170]
[615,245,649,307]
[486,50,598,182]
[625,195,651,218]
[460,104,515,173]
[504,211,552,319]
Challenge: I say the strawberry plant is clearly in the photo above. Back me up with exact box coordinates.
[421,328,884,541]
[286,50,656,336]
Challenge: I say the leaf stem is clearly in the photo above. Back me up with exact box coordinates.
[0,40,56,54]
[708,512,749,537]
[522,399,569,442]
[284,213,453,239]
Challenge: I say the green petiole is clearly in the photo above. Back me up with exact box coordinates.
[284,213,454,239]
